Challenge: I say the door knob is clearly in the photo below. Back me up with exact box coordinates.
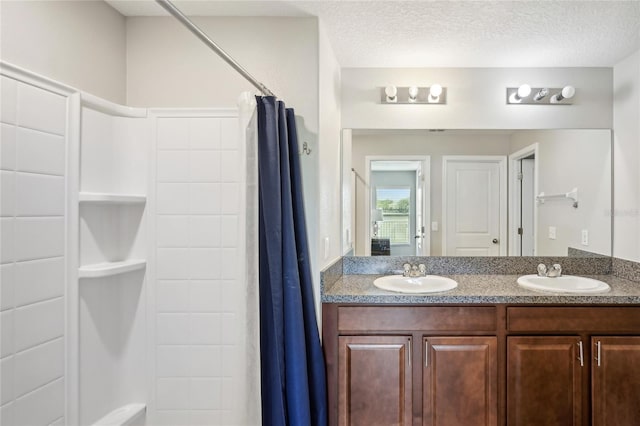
[492,238,499,244]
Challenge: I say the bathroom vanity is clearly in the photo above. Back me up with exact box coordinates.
[322,273,640,426]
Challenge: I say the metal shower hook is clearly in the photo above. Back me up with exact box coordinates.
[300,141,312,156]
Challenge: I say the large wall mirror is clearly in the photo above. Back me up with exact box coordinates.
[341,129,612,257]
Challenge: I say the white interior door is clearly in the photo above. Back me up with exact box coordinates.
[443,156,506,256]
[520,158,535,255]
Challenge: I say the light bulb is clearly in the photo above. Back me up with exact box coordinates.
[550,85,576,103]
[408,86,419,101]
[517,84,531,98]
[385,85,397,100]
[561,85,575,99]
[429,84,443,98]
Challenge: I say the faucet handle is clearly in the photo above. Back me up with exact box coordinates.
[552,264,562,277]
[418,264,426,276]
[403,263,411,277]
[537,264,548,277]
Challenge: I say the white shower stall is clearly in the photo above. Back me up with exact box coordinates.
[0,62,252,426]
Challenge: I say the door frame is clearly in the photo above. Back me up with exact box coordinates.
[508,144,539,256]
[364,155,431,256]
[441,155,507,256]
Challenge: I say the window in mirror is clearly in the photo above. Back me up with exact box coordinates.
[375,187,411,245]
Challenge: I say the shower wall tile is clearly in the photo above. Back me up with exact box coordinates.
[156,281,189,313]
[157,216,189,248]
[154,410,191,426]
[189,118,221,150]
[0,77,18,125]
[14,217,64,262]
[15,128,65,176]
[157,119,189,150]
[13,377,64,426]
[189,183,220,214]
[15,173,64,216]
[17,84,66,136]
[0,218,15,264]
[0,356,14,405]
[1,171,15,217]
[0,78,66,424]
[0,123,17,170]
[157,151,189,182]
[153,115,244,420]
[0,264,15,311]
[14,298,64,353]
[0,402,15,426]
[14,257,64,308]
[13,338,63,398]
[157,183,189,215]
[189,151,220,181]
[156,378,190,409]
[188,216,221,247]
[0,311,14,358]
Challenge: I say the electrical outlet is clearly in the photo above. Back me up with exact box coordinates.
[581,229,589,246]
[548,226,557,240]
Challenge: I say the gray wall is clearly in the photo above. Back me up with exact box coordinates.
[0,0,127,103]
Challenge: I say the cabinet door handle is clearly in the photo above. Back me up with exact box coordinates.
[578,341,584,367]
[425,341,429,367]
[595,341,601,367]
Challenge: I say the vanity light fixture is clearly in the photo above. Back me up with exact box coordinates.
[380,85,447,104]
[506,84,576,105]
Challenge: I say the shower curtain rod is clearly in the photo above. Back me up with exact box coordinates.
[155,0,277,98]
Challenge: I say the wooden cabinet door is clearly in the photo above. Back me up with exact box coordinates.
[422,336,497,426]
[507,336,583,426]
[338,335,412,426]
[592,336,640,426]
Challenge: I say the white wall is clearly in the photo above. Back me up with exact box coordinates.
[342,67,613,129]
[0,0,127,104]
[317,22,342,273]
[1,76,68,426]
[351,131,512,255]
[613,50,640,262]
[510,130,612,256]
[150,113,246,425]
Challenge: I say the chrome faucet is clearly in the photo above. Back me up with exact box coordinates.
[537,263,562,278]
[403,263,427,277]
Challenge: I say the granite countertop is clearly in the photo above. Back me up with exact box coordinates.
[322,274,640,304]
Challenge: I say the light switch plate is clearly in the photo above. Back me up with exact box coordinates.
[548,226,557,240]
[581,229,589,246]
[431,221,439,231]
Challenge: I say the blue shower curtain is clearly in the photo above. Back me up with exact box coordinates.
[256,96,327,426]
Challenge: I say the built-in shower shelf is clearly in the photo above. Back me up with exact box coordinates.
[79,192,147,205]
[79,259,147,278]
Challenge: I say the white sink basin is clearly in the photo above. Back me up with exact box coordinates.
[373,275,458,294]
[517,274,610,294]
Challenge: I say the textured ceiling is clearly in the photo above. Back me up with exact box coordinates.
[106,0,640,67]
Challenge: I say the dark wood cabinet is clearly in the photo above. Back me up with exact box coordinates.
[423,336,497,426]
[507,336,583,426]
[323,304,640,426]
[338,335,412,426]
[591,336,640,426]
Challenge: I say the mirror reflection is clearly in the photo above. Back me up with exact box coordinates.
[342,129,612,257]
